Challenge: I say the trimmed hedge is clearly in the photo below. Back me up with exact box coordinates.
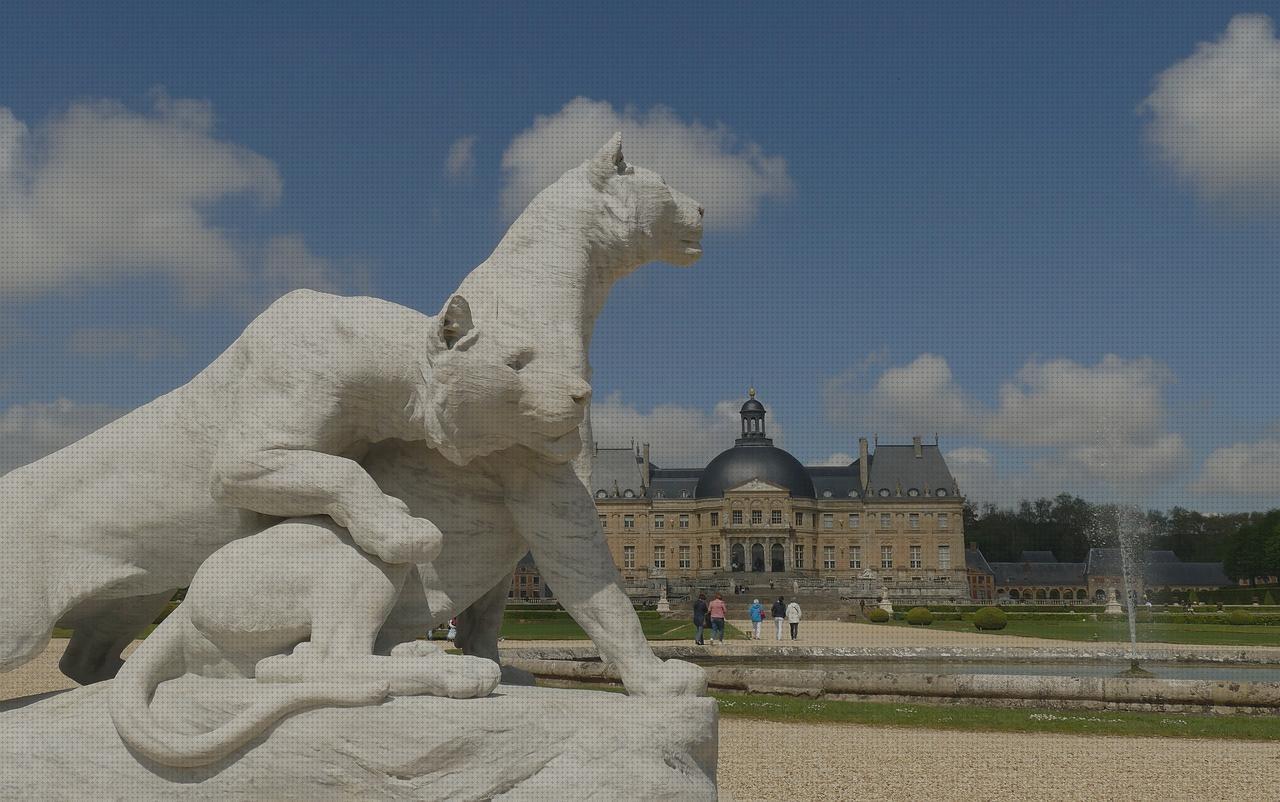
[1227,610,1257,626]
[973,607,1008,631]
[866,607,891,623]
[905,607,934,626]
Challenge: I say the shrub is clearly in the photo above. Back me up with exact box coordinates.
[905,607,934,626]
[1188,589,1199,604]
[1227,610,1256,626]
[1266,592,1277,606]
[866,607,891,623]
[973,607,1008,631]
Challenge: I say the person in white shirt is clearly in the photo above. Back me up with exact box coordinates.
[785,600,802,640]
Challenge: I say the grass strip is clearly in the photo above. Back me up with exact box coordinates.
[538,680,1280,741]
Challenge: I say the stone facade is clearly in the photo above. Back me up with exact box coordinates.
[589,392,968,599]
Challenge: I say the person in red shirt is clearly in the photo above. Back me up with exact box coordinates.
[708,592,728,643]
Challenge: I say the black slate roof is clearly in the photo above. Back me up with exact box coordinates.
[991,561,1088,586]
[1020,550,1057,562]
[863,445,959,500]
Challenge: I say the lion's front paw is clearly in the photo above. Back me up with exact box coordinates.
[624,659,707,697]
[352,506,443,564]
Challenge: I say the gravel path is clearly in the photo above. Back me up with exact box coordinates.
[717,717,1280,801]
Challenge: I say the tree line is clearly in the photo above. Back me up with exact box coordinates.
[963,495,1280,584]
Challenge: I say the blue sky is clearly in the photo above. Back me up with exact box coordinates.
[2,3,1280,511]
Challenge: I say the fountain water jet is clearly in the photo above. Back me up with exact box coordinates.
[1090,504,1153,665]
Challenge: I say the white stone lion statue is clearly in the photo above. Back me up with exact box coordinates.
[2,134,707,719]
[107,133,708,767]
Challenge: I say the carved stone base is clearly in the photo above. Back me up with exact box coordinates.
[0,679,718,800]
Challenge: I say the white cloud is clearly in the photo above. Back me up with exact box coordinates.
[945,447,998,503]
[0,399,123,475]
[500,97,793,227]
[986,355,1178,445]
[0,90,350,304]
[1190,438,1280,496]
[825,353,983,436]
[68,327,187,362]
[590,393,786,467]
[1140,14,1280,207]
[444,135,477,180]
[826,353,1188,499]
[260,234,347,297]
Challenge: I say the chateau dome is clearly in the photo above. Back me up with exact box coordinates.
[694,390,816,499]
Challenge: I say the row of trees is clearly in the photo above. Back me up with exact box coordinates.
[963,495,1279,583]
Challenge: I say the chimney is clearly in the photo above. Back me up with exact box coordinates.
[912,435,922,458]
[858,437,870,492]
[641,443,650,487]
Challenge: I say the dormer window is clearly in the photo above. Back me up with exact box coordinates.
[623,489,635,498]
[596,490,607,499]
[878,488,891,497]
[907,488,920,497]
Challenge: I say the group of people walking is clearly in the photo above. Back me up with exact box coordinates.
[691,592,802,643]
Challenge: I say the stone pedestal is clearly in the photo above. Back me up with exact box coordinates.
[0,679,717,800]
[878,586,894,614]
[1104,588,1123,615]
[656,587,671,613]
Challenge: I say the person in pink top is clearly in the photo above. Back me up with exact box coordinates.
[708,592,728,643]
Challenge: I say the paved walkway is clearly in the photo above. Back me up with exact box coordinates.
[499,619,1280,659]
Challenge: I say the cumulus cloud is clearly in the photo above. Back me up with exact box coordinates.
[945,447,998,502]
[444,135,477,180]
[825,353,1188,498]
[987,355,1179,442]
[68,327,187,362]
[824,353,982,436]
[590,393,786,467]
[1190,438,1280,496]
[0,399,123,475]
[1140,14,1280,207]
[0,90,350,304]
[500,97,792,226]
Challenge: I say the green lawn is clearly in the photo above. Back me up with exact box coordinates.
[544,681,1280,741]
[900,619,1280,647]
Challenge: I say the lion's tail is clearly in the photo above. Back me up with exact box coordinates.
[109,606,387,768]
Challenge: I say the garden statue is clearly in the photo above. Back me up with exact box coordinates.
[0,134,717,798]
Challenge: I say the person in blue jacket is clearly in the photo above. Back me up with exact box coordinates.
[748,598,764,639]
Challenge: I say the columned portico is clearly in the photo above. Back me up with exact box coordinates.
[723,534,793,572]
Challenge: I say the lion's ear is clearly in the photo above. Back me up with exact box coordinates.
[438,294,476,350]
[586,131,624,187]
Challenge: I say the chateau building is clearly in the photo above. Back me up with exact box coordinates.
[589,391,968,596]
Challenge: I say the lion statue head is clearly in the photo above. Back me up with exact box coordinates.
[412,293,592,466]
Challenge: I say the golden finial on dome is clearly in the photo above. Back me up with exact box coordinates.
[748,387,756,398]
